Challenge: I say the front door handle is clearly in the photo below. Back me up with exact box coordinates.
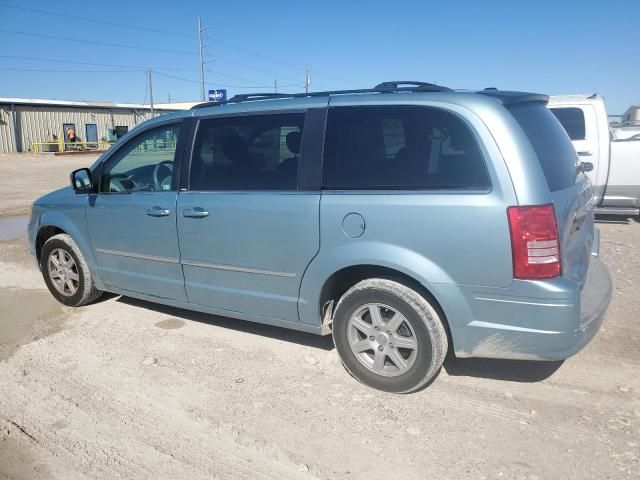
[577,151,592,157]
[182,207,209,218]
[146,207,171,217]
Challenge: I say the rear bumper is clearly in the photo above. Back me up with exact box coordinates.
[568,257,612,358]
[441,255,612,361]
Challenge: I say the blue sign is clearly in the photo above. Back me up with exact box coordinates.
[208,89,228,102]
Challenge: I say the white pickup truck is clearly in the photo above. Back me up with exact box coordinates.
[548,95,640,216]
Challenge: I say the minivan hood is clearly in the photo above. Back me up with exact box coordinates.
[33,186,75,207]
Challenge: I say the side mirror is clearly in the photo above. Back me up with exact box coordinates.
[577,161,594,174]
[70,168,95,193]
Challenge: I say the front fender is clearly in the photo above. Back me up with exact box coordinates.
[297,240,454,326]
[36,206,101,287]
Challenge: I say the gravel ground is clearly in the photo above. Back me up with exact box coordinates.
[0,153,98,218]
[0,153,638,479]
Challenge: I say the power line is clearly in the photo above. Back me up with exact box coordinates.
[205,65,278,88]
[210,54,302,84]
[0,28,312,87]
[204,65,300,88]
[195,20,305,90]
[211,38,353,84]
[0,54,198,72]
[0,67,140,73]
[0,28,196,55]
[0,3,193,38]
[0,63,297,90]
[200,43,340,87]
[152,70,281,90]
[1,2,353,85]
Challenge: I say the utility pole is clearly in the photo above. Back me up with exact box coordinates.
[274,78,278,93]
[147,70,154,117]
[198,17,215,101]
[304,66,310,94]
[198,16,205,101]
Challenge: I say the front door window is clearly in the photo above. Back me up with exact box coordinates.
[100,124,180,193]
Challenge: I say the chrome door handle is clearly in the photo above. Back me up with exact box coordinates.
[182,207,209,218]
[146,207,171,217]
[577,151,592,157]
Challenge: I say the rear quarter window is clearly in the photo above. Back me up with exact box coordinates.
[322,105,490,190]
[508,103,578,192]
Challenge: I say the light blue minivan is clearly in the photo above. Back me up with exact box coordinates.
[29,82,612,392]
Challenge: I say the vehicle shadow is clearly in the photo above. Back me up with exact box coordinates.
[595,214,633,224]
[115,296,335,351]
[443,355,564,383]
[105,296,564,379]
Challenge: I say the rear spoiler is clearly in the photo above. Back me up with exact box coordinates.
[478,90,549,106]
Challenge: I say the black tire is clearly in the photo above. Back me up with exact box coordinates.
[332,278,448,393]
[40,233,102,307]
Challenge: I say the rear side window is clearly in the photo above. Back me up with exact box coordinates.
[322,106,490,190]
[190,113,305,191]
[550,107,586,140]
[508,103,577,192]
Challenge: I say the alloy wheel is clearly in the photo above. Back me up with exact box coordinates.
[47,248,79,297]
[347,303,418,377]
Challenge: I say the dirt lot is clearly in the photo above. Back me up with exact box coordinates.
[0,153,98,218]
[0,153,638,479]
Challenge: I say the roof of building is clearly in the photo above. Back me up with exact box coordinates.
[0,96,199,110]
[548,94,600,102]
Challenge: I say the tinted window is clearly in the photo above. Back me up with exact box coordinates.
[550,107,586,140]
[190,113,305,191]
[101,124,179,193]
[322,106,490,190]
[509,103,577,192]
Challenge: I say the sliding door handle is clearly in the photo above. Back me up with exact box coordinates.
[146,207,171,217]
[182,207,209,218]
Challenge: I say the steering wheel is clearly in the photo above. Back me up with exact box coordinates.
[153,160,174,191]
[108,174,136,192]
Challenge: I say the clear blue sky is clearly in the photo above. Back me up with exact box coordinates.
[1,0,638,113]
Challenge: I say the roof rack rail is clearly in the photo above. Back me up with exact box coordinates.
[191,101,223,109]
[374,81,452,92]
[227,93,294,103]
[190,94,292,109]
[190,81,453,109]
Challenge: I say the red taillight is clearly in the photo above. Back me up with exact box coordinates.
[507,204,561,280]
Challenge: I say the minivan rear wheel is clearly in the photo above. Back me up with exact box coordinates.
[332,278,448,393]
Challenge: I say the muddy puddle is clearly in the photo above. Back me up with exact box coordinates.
[0,289,65,360]
[0,215,29,241]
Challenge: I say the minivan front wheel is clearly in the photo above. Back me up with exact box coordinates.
[332,278,448,393]
[41,233,102,307]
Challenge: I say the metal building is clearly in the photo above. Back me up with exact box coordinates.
[621,105,640,125]
[0,97,197,153]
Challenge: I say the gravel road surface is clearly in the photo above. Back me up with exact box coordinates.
[1,153,638,479]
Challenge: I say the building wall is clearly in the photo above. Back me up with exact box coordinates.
[0,105,16,153]
[0,105,176,153]
[622,106,640,123]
